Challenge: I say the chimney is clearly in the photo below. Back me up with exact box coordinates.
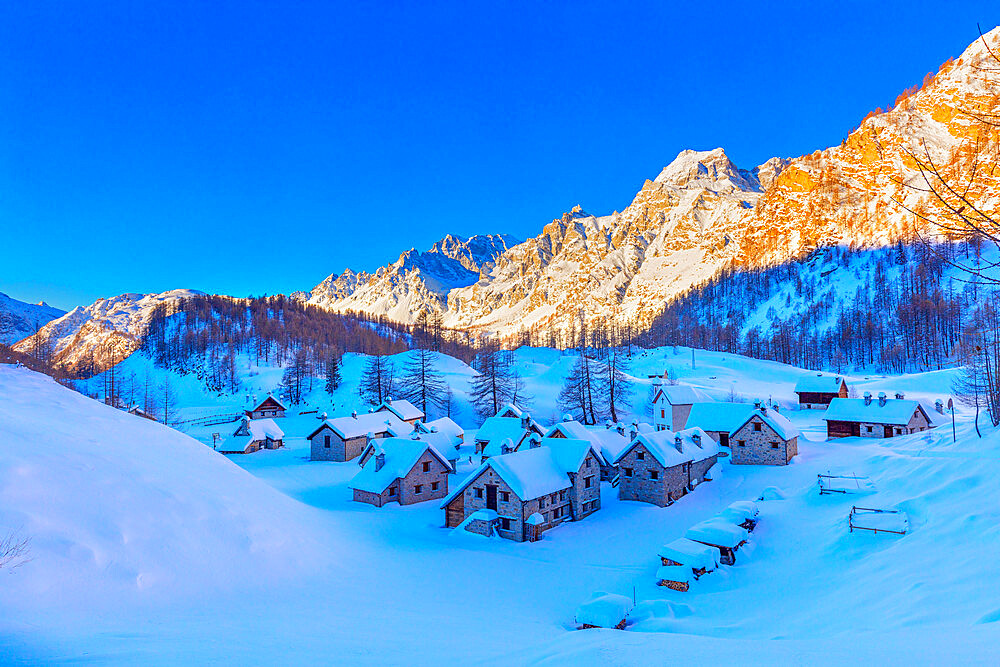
[521,413,531,429]
[935,399,944,415]
[616,421,625,436]
[760,404,768,416]
[528,434,541,449]
[863,391,872,406]
[500,438,513,455]
[629,426,638,441]
[895,391,905,400]
[562,414,573,423]
[604,420,613,429]
[674,434,684,453]
[692,433,702,448]
[320,411,327,421]
[374,451,385,472]
[754,399,762,409]
[878,392,887,407]
[772,403,780,414]
[352,410,358,419]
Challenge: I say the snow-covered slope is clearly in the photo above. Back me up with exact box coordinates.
[302,28,1000,339]
[0,364,328,610]
[12,288,203,371]
[0,292,64,345]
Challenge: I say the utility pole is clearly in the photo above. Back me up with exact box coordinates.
[948,398,956,443]
[691,348,696,371]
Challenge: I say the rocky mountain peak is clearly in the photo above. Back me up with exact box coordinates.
[652,148,761,193]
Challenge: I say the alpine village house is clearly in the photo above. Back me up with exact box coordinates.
[729,404,800,466]
[349,437,454,507]
[613,427,719,507]
[442,439,602,542]
[793,374,849,409]
[247,394,287,419]
[824,392,933,438]
[217,416,285,454]
[308,410,410,462]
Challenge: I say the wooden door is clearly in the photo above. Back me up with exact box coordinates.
[486,484,498,510]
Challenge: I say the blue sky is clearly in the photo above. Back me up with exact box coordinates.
[2,1,996,311]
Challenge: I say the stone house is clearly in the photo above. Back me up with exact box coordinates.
[824,393,933,439]
[416,416,464,444]
[650,383,701,432]
[684,402,756,448]
[475,413,546,458]
[613,427,718,507]
[545,417,629,481]
[218,416,284,454]
[349,437,453,507]
[247,394,287,419]
[495,403,526,419]
[441,440,602,542]
[729,405,801,465]
[375,398,425,424]
[308,410,410,462]
[794,374,849,409]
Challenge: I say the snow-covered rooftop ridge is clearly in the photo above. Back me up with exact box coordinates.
[794,374,846,394]
[375,398,424,422]
[734,407,800,440]
[686,402,756,433]
[615,426,718,468]
[658,538,719,571]
[824,397,927,426]
[652,383,702,405]
[314,410,410,440]
[685,519,749,549]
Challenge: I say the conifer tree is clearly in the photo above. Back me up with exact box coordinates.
[324,353,342,394]
[399,348,447,416]
[360,354,395,404]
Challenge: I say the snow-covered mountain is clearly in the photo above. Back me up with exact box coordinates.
[13,289,204,371]
[302,28,1000,339]
[0,292,65,345]
[305,233,517,321]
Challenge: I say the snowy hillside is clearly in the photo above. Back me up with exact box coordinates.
[0,292,64,345]
[4,349,1000,663]
[12,288,204,372]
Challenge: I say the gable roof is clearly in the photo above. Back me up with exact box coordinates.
[412,430,460,459]
[658,538,719,571]
[375,399,424,422]
[545,420,629,466]
[652,384,701,406]
[731,408,800,440]
[794,374,847,394]
[251,394,287,412]
[823,397,927,426]
[415,416,464,442]
[349,437,453,494]
[441,446,578,507]
[540,437,604,471]
[686,402,756,434]
[613,427,718,468]
[307,411,410,441]
[475,416,543,456]
[225,417,284,452]
[496,403,523,418]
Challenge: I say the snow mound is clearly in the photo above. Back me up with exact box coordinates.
[0,365,328,609]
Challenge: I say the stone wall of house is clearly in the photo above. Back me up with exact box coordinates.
[396,450,450,505]
[907,409,931,433]
[859,422,886,438]
[690,454,718,485]
[568,452,602,518]
[311,428,346,461]
[730,417,795,465]
[461,468,528,541]
[352,488,385,507]
[616,444,690,507]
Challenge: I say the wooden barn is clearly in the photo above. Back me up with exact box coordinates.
[824,393,933,438]
[794,374,848,409]
[247,394,287,419]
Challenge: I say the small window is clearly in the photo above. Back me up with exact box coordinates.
[475,487,483,498]
[551,493,558,503]
[650,470,659,480]
[637,451,645,460]
[661,409,665,418]
[388,487,396,497]
[624,468,633,478]
[770,442,779,449]
[539,496,546,508]
[753,422,762,432]
[415,484,423,494]
[585,476,593,488]
[586,458,592,468]
[431,481,439,491]
[422,461,430,473]
[500,491,510,502]
[500,517,511,530]
[324,435,331,448]
[738,440,746,447]
[559,490,566,500]
[866,425,872,433]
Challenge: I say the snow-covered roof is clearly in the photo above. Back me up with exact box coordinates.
[686,402,755,433]
[685,519,749,549]
[476,416,541,456]
[613,427,718,468]
[540,438,603,472]
[575,592,633,628]
[732,408,800,440]
[655,564,691,584]
[310,411,410,440]
[652,384,701,406]
[717,501,759,525]
[441,446,578,507]
[223,417,284,453]
[251,394,287,411]
[246,418,284,441]
[823,398,926,426]
[349,437,453,494]
[496,403,523,418]
[375,399,424,422]
[526,512,544,525]
[416,417,464,442]
[544,421,629,465]
[412,430,460,458]
[658,538,719,572]
[794,374,847,394]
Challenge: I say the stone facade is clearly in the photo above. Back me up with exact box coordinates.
[445,451,602,542]
[353,449,450,507]
[249,396,286,419]
[730,416,797,465]
[616,443,717,507]
[310,426,370,462]
[827,405,932,439]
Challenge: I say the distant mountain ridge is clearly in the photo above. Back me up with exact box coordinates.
[0,293,65,345]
